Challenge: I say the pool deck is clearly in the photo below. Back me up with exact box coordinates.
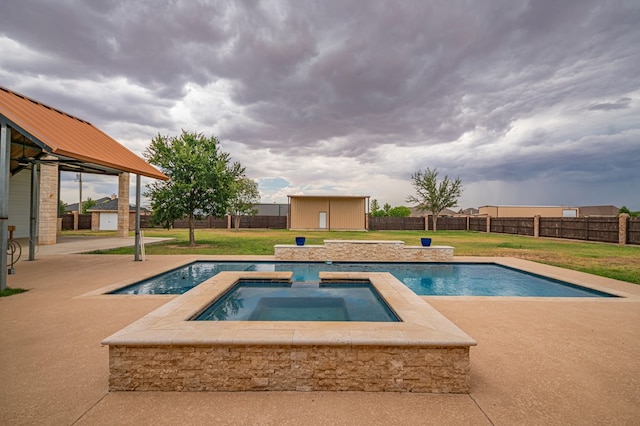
[1,238,640,424]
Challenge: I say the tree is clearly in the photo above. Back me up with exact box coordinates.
[144,130,244,246]
[229,177,260,231]
[82,198,96,214]
[370,199,381,216]
[58,200,67,216]
[369,199,411,217]
[619,206,640,218]
[406,167,462,231]
[388,206,411,217]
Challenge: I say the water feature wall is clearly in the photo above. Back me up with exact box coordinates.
[274,240,454,261]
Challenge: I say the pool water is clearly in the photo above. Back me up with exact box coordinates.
[111,261,617,298]
[193,280,400,322]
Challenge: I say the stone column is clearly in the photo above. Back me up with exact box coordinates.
[38,159,59,244]
[486,216,491,233]
[91,212,99,231]
[534,215,540,238]
[117,173,130,237]
[619,213,629,245]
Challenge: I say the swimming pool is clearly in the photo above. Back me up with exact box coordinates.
[193,279,400,322]
[110,261,617,297]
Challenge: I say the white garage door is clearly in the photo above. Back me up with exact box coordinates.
[99,213,118,230]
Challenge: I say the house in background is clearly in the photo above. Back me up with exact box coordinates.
[479,205,620,218]
[288,195,369,231]
[460,207,479,216]
[479,205,580,218]
[578,205,619,217]
[65,196,111,213]
[409,207,458,217]
[253,203,289,216]
[87,197,150,231]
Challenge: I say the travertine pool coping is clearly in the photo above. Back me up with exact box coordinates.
[102,271,477,347]
[88,255,632,300]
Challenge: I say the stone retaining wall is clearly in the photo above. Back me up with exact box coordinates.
[109,344,470,393]
[274,240,454,261]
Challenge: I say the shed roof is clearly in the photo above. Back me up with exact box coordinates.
[0,86,167,180]
[288,195,369,199]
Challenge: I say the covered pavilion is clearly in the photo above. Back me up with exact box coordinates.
[0,86,167,290]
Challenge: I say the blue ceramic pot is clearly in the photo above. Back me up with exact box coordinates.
[421,237,432,247]
[295,236,306,246]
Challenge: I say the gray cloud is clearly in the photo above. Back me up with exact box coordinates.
[587,97,632,111]
[2,0,639,209]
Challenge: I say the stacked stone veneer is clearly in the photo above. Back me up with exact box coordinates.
[37,159,59,245]
[275,240,454,262]
[109,345,470,393]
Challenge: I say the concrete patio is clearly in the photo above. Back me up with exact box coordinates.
[1,238,639,425]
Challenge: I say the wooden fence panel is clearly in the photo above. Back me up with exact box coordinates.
[469,217,486,232]
[232,215,287,229]
[78,214,91,230]
[433,217,467,231]
[583,217,619,243]
[540,217,618,242]
[171,216,227,229]
[61,214,74,230]
[369,217,425,230]
[627,217,640,245]
[490,217,534,236]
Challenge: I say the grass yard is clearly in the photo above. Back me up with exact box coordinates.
[67,229,640,285]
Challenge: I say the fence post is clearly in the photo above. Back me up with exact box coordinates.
[534,215,540,238]
[619,213,629,245]
[466,216,470,231]
[424,216,428,231]
[486,216,491,233]
[227,214,231,229]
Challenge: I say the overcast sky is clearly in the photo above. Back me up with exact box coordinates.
[2,0,639,210]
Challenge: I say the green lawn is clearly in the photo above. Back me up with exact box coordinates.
[70,229,640,285]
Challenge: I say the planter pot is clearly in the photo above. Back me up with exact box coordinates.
[295,237,306,246]
[421,237,432,247]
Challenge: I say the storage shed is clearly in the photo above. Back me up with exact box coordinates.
[288,195,369,231]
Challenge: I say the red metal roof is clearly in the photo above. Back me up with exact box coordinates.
[0,86,167,180]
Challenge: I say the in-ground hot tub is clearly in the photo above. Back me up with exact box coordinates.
[103,271,476,393]
[192,279,400,322]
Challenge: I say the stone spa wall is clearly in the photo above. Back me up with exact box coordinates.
[104,271,475,394]
[109,344,470,393]
[274,240,454,262]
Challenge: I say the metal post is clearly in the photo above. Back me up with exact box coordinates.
[134,174,141,261]
[77,172,82,214]
[29,163,38,260]
[1,123,10,291]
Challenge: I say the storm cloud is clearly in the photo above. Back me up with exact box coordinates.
[2,0,639,209]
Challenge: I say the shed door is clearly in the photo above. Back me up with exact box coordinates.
[99,213,118,230]
[319,211,327,229]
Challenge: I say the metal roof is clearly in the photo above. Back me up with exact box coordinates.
[0,86,167,180]
[287,195,369,199]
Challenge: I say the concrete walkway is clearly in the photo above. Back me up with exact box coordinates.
[1,246,639,425]
[12,235,173,257]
